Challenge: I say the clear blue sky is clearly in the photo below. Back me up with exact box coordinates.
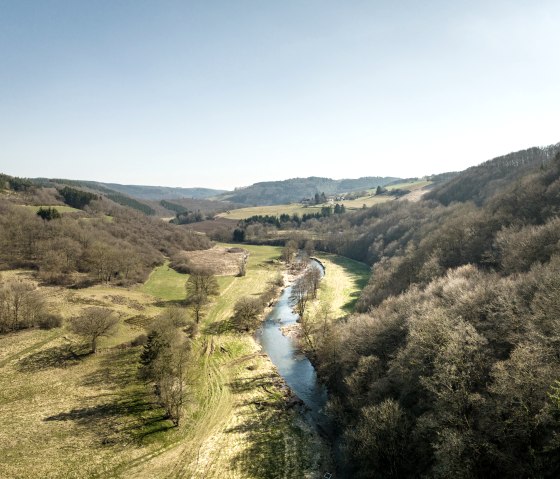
[1,0,559,189]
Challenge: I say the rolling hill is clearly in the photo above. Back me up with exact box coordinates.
[218,176,400,206]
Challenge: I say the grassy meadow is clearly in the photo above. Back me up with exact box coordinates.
[311,253,371,320]
[0,242,371,478]
[18,204,83,214]
[217,180,432,220]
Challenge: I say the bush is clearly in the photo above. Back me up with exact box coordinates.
[37,313,63,330]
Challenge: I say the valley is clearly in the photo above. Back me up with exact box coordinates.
[0,243,366,478]
[2,142,560,478]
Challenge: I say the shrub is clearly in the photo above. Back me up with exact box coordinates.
[37,313,63,330]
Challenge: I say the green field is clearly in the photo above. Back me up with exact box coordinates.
[217,180,432,220]
[141,262,188,301]
[18,204,82,214]
[311,253,371,320]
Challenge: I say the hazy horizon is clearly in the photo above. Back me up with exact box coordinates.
[1,1,559,189]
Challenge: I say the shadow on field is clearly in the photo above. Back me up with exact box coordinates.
[43,348,174,444]
[153,299,185,308]
[17,344,90,372]
[341,290,363,314]
[228,372,283,395]
[224,371,311,478]
[203,319,233,335]
[81,348,139,389]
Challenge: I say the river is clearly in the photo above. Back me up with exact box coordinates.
[255,259,329,424]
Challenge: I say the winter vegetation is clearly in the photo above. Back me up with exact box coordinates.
[1,142,560,478]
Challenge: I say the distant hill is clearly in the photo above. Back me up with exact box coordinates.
[425,142,560,205]
[219,176,399,206]
[100,183,226,200]
[34,178,224,200]
[29,178,232,217]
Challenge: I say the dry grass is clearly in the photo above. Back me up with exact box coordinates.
[17,204,83,214]
[0,243,331,478]
[217,203,324,220]
[178,246,248,276]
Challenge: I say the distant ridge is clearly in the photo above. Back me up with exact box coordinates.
[425,142,560,205]
[218,176,399,205]
[100,183,226,200]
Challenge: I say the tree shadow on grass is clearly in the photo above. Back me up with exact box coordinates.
[220,368,321,478]
[153,299,185,308]
[228,372,283,394]
[43,348,174,445]
[341,290,363,314]
[17,343,90,373]
[81,348,140,389]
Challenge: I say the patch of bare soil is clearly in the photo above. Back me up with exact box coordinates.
[398,186,430,202]
[179,246,249,276]
[182,217,238,235]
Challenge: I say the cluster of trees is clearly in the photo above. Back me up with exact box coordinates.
[318,260,560,478]
[239,206,346,236]
[0,173,33,191]
[231,274,284,331]
[53,180,157,215]
[160,200,187,214]
[0,277,61,333]
[58,186,99,209]
[140,308,193,425]
[104,191,156,215]
[375,185,409,197]
[313,192,327,204]
[299,151,560,313]
[36,206,61,221]
[171,210,206,225]
[425,142,560,206]
[0,199,211,286]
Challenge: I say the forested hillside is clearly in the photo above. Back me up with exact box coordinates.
[219,176,399,205]
[425,142,560,205]
[0,176,211,290]
[97,182,225,200]
[303,145,560,478]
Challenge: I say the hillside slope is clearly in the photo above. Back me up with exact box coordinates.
[425,142,560,205]
[219,176,399,205]
[303,146,560,478]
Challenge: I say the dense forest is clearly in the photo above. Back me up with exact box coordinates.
[0,180,211,288]
[298,144,560,477]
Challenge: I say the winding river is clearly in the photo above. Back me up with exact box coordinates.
[255,260,329,424]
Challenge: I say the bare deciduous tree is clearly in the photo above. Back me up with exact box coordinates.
[290,277,311,319]
[140,316,190,426]
[185,269,219,323]
[232,296,263,331]
[282,239,298,264]
[0,279,45,333]
[69,307,119,353]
